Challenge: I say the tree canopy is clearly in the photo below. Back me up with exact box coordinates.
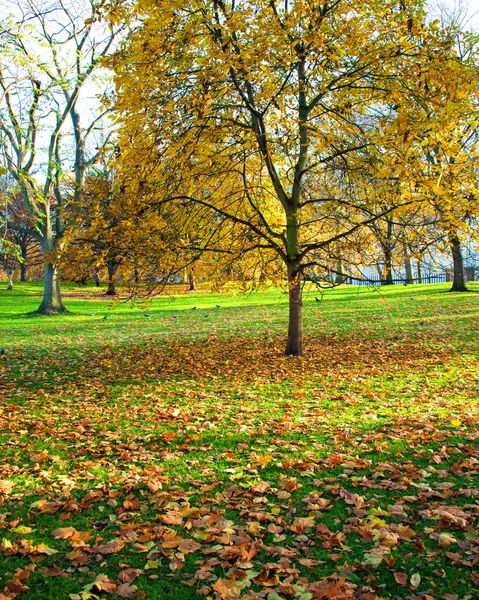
[103,0,477,354]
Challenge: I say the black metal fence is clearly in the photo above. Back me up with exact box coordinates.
[345,273,446,286]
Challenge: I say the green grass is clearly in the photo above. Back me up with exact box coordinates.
[1,281,479,599]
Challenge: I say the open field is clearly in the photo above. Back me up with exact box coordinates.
[1,282,479,600]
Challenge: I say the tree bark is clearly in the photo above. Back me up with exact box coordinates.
[105,263,118,295]
[20,243,28,281]
[383,246,394,285]
[381,216,394,285]
[416,260,422,284]
[188,270,196,291]
[403,243,413,284]
[449,233,468,292]
[335,259,345,284]
[36,262,68,314]
[285,271,303,357]
[6,269,14,290]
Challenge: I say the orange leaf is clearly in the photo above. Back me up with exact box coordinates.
[51,527,76,540]
[212,578,243,599]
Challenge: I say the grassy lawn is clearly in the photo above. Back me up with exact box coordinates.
[1,281,479,600]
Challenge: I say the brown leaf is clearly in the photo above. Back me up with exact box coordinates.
[30,450,49,463]
[212,578,243,599]
[289,517,315,533]
[118,568,142,584]
[177,538,202,554]
[43,566,63,577]
[51,527,76,540]
[116,583,138,598]
[394,572,408,585]
[91,574,117,593]
[93,538,125,555]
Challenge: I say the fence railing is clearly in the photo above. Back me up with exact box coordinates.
[345,273,446,286]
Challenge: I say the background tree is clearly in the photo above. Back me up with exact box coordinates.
[0,178,42,282]
[0,0,122,313]
[61,170,189,295]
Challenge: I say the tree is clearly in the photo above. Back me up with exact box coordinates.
[61,170,187,295]
[0,0,122,313]
[0,179,42,282]
[107,0,462,355]
[400,2,479,291]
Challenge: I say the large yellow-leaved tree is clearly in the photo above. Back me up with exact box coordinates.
[106,0,465,355]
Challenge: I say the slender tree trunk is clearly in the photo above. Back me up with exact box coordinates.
[381,216,394,285]
[188,270,196,291]
[94,268,100,287]
[35,200,68,314]
[384,247,394,285]
[6,269,14,290]
[105,263,118,296]
[416,260,422,284]
[36,262,68,314]
[20,262,27,282]
[285,269,303,357]
[403,243,413,284]
[20,244,28,282]
[335,259,345,284]
[449,233,468,292]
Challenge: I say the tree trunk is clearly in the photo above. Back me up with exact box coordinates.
[403,243,413,284]
[449,233,468,292]
[94,268,100,287]
[105,263,118,295]
[383,247,394,285]
[20,243,28,282]
[188,270,196,291]
[285,272,303,357]
[6,269,14,290]
[36,262,68,314]
[335,259,345,284]
[381,216,394,285]
[20,262,27,282]
[416,260,422,284]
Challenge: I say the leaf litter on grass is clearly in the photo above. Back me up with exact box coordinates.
[0,286,479,599]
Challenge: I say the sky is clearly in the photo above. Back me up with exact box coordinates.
[427,0,479,29]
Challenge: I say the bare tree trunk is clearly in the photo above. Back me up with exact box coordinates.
[94,268,100,287]
[36,262,68,314]
[335,259,345,284]
[6,269,14,290]
[20,243,28,281]
[383,246,394,285]
[381,216,394,285]
[285,272,303,357]
[416,260,422,284]
[188,270,196,291]
[449,233,468,292]
[105,263,118,296]
[403,243,413,284]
